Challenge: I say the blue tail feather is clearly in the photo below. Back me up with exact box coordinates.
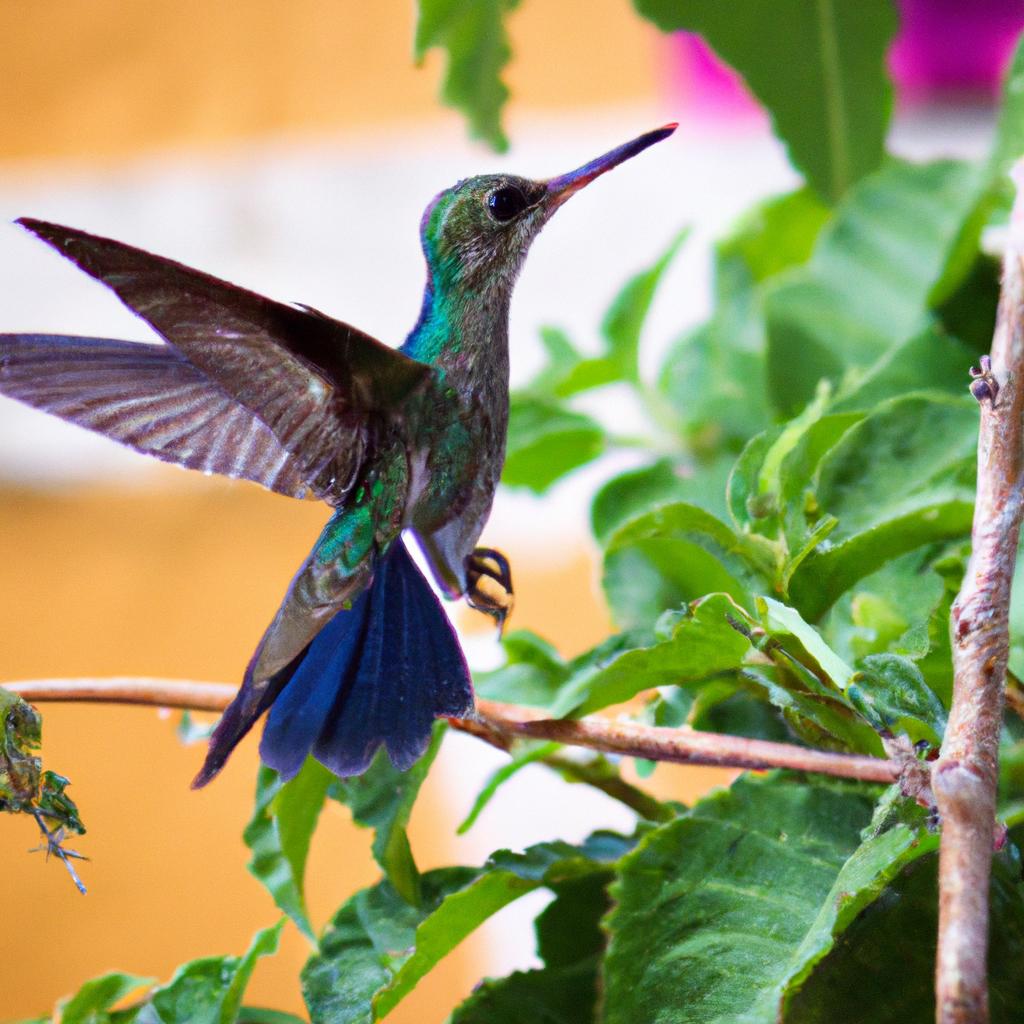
[259,539,473,780]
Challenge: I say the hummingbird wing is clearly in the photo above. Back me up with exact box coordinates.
[0,335,313,497]
[16,218,436,505]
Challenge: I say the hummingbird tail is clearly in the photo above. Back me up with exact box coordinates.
[193,540,474,786]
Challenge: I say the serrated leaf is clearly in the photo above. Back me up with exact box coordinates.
[603,774,936,1024]
[550,593,751,717]
[602,502,772,628]
[765,159,984,416]
[503,396,605,492]
[329,725,445,906]
[245,760,333,940]
[788,395,977,618]
[847,653,946,748]
[135,922,283,1024]
[59,974,154,1024]
[634,0,896,203]
[413,0,520,152]
[302,835,629,1024]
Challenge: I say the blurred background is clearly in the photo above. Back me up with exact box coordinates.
[0,1,1019,1019]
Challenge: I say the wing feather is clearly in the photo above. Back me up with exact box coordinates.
[17,218,436,504]
[0,334,310,498]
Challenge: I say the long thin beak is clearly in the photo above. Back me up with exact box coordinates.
[543,123,677,211]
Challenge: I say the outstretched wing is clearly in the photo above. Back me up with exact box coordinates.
[0,335,311,497]
[17,218,436,504]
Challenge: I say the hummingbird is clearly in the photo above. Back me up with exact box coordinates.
[0,125,676,786]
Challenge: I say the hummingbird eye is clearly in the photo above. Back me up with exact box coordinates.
[486,186,528,223]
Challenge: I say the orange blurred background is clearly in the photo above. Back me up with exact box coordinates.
[0,3,743,1020]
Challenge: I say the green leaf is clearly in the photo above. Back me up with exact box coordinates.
[788,395,977,618]
[602,773,936,1024]
[821,547,947,666]
[758,597,855,692]
[727,426,786,533]
[302,835,629,1024]
[457,741,561,834]
[658,318,770,455]
[689,683,792,743]
[518,230,689,401]
[245,760,333,940]
[743,600,883,754]
[413,0,520,152]
[503,396,605,493]
[717,187,831,284]
[633,0,897,203]
[847,653,946,748]
[136,922,283,1024]
[550,593,752,718]
[448,959,598,1024]
[59,974,154,1024]
[236,1012,307,1024]
[602,502,772,628]
[831,325,974,413]
[985,31,1024,225]
[329,725,446,906]
[591,457,732,544]
[786,848,1024,1022]
[777,411,864,561]
[814,395,976,539]
[450,875,610,1024]
[658,189,828,463]
[474,630,571,709]
[545,751,678,822]
[530,326,583,395]
[765,159,983,416]
[598,229,689,384]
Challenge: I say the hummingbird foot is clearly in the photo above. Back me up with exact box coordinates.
[465,548,514,635]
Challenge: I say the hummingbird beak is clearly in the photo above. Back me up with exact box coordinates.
[541,123,678,214]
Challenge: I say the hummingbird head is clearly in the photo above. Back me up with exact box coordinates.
[419,123,678,295]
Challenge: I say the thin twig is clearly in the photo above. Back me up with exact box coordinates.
[30,808,87,895]
[3,678,899,785]
[934,168,1024,1024]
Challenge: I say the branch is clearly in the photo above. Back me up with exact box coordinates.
[934,168,1024,1024]
[4,677,899,784]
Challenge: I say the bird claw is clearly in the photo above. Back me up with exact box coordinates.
[465,548,514,636]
